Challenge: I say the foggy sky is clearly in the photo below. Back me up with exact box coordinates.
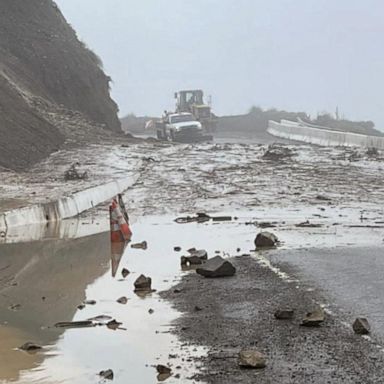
[55,0,384,128]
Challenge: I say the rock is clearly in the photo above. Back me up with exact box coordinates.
[99,369,114,380]
[353,317,370,335]
[121,268,130,278]
[194,305,203,311]
[301,307,325,327]
[107,319,122,330]
[134,274,152,291]
[55,320,95,328]
[274,309,294,320]
[238,350,266,369]
[117,296,128,304]
[196,256,236,278]
[19,342,42,352]
[174,246,181,252]
[255,231,278,248]
[156,365,172,374]
[180,255,203,266]
[188,249,208,260]
[148,308,154,314]
[77,303,85,310]
[83,299,96,305]
[131,241,148,250]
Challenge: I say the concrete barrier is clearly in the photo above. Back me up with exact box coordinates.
[1,173,139,231]
[267,120,384,149]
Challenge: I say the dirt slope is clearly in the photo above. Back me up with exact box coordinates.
[0,0,121,170]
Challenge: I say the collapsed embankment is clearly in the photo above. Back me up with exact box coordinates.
[0,0,121,170]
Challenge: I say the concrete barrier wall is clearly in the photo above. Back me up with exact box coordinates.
[1,173,139,231]
[267,120,384,149]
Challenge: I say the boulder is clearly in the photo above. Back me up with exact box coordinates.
[353,317,370,335]
[196,256,236,278]
[134,274,152,291]
[274,309,294,320]
[255,231,278,248]
[301,307,325,327]
[238,350,266,369]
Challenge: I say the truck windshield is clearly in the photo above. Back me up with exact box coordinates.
[170,114,196,123]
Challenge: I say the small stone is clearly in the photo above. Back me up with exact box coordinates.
[99,369,114,380]
[121,268,130,278]
[188,249,208,260]
[107,319,122,330]
[274,309,294,320]
[194,305,203,311]
[117,296,128,304]
[301,307,325,327]
[77,304,85,310]
[174,246,182,252]
[148,308,154,314]
[254,231,278,248]
[131,241,148,250]
[134,274,152,291]
[19,342,42,352]
[174,373,181,379]
[238,350,266,369]
[180,255,203,266]
[83,299,96,305]
[156,365,172,374]
[353,317,370,335]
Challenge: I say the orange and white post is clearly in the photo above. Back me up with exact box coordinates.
[109,197,132,243]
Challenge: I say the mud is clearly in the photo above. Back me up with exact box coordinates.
[2,141,384,383]
[161,252,384,383]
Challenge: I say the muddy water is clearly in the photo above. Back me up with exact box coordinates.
[0,215,263,384]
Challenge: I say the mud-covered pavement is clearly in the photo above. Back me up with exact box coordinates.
[2,140,384,383]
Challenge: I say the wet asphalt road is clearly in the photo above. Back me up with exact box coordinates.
[269,246,384,342]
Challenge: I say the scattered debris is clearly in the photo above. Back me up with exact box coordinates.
[134,274,153,292]
[19,342,42,352]
[295,221,323,228]
[55,321,95,328]
[175,213,232,224]
[274,309,294,320]
[117,296,128,304]
[301,307,325,327]
[64,162,88,181]
[255,231,278,248]
[196,256,236,278]
[131,241,148,250]
[8,303,21,311]
[316,195,331,201]
[263,144,294,161]
[99,369,114,380]
[121,268,130,278]
[353,317,371,335]
[238,349,266,369]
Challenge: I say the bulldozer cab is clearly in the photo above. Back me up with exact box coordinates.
[175,90,204,113]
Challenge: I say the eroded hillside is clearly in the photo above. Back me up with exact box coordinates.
[0,0,121,170]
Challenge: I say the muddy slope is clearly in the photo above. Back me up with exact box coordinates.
[0,0,121,170]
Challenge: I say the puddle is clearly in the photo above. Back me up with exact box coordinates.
[2,205,384,383]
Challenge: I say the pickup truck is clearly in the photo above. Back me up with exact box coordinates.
[156,112,213,143]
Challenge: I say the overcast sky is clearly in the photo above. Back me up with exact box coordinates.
[55,0,383,128]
